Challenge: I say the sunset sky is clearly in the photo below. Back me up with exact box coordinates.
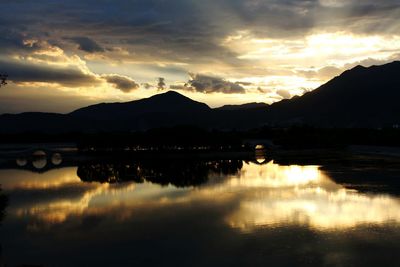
[1,0,400,113]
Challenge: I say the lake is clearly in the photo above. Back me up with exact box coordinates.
[1,150,400,266]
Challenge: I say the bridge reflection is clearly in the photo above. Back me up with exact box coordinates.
[15,150,63,171]
[2,149,269,188]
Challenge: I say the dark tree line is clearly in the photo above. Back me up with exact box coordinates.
[77,159,243,187]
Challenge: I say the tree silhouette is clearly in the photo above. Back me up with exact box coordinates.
[0,74,7,87]
[77,159,243,187]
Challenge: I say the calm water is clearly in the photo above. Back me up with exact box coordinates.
[1,153,400,266]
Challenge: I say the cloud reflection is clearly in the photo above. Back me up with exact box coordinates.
[225,162,400,230]
[1,161,400,231]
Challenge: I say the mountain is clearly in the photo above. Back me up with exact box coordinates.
[265,61,400,127]
[70,90,211,120]
[1,61,400,133]
[216,102,269,111]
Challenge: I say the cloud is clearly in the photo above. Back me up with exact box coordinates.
[0,59,99,87]
[1,1,399,75]
[277,89,291,99]
[319,0,349,7]
[297,66,343,79]
[1,0,400,112]
[344,55,400,70]
[66,37,105,53]
[317,66,343,79]
[301,87,313,94]
[102,74,139,93]
[236,81,253,86]
[2,1,400,58]
[142,83,154,89]
[157,77,166,91]
[257,87,271,93]
[184,73,246,94]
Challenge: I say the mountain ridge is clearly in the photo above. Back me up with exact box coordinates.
[264,60,400,127]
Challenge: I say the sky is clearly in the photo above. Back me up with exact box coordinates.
[0,0,400,113]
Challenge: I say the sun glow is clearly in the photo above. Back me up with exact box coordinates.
[214,31,400,102]
[225,31,400,66]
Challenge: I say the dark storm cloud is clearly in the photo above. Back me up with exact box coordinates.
[2,1,400,44]
[0,29,46,54]
[0,0,400,84]
[0,0,236,64]
[186,74,246,94]
[0,31,26,52]
[0,60,99,87]
[102,74,140,92]
[66,37,105,53]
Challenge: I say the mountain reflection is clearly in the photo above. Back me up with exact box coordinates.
[77,160,243,187]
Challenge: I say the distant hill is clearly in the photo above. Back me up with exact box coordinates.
[70,91,211,120]
[216,103,269,111]
[1,61,400,133]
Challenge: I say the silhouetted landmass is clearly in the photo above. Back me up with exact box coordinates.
[0,187,7,223]
[325,166,400,196]
[0,112,96,133]
[257,127,400,148]
[264,62,400,127]
[76,126,245,152]
[70,91,211,120]
[216,102,269,111]
[1,126,400,150]
[77,159,243,187]
[0,61,400,135]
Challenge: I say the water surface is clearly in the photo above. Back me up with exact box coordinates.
[1,156,400,266]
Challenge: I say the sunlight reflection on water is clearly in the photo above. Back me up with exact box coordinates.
[1,159,400,266]
[1,161,399,230]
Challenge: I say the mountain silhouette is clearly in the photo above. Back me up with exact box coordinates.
[1,61,400,133]
[216,102,269,111]
[264,61,400,127]
[70,90,210,120]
